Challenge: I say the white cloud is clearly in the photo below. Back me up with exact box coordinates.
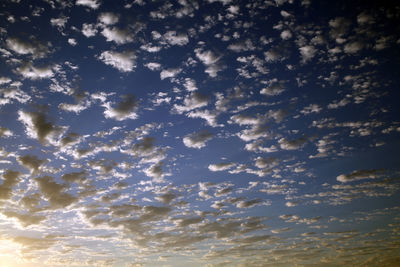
[208,162,236,172]
[299,45,317,63]
[101,27,133,44]
[98,50,136,72]
[6,37,49,58]
[337,169,380,183]
[144,62,161,71]
[280,30,292,40]
[195,48,224,77]
[82,23,98,37]
[76,0,100,9]
[160,68,182,80]
[103,95,139,121]
[183,130,213,149]
[260,83,285,96]
[278,136,308,150]
[98,12,119,25]
[173,92,209,114]
[18,110,67,145]
[16,63,54,80]
[164,31,189,46]
[50,16,69,29]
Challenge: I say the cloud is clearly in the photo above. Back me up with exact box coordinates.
[101,27,133,44]
[103,94,139,120]
[278,136,309,150]
[337,169,380,183]
[260,83,285,96]
[144,62,161,71]
[183,130,213,149]
[3,211,46,226]
[35,176,78,209]
[143,162,165,182]
[0,87,31,105]
[173,92,209,114]
[285,201,299,207]
[50,16,69,29]
[98,12,119,25]
[98,50,136,72]
[299,45,317,63]
[0,170,21,199]
[18,155,46,174]
[208,162,236,172]
[160,68,182,80]
[187,110,220,127]
[76,0,100,9]
[254,157,279,169]
[82,23,98,37]
[195,48,224,77]
[163,31,189,46]
[6,37,49,58]
[18,110,67,145]
[0,127,13,137]
[16,63,54,80]
[236,198,263,208]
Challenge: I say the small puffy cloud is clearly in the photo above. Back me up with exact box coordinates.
[0,77,12,85]
[164,31,189,46]
[254,157,279,169]
[155,192,176,204]
[227,39,255,52]
[101,27,133,44]
[62,171,86,184]
[103,94,139,121]
[260,83,285,96]
[18,110,67,145]
[59,100,90,113]
[16,63,54,80]
[68,38,77,46]
[98,12,119,25]
[0,88,31,105]
[195,48,224,77]
[183,78,197,91]
[18,155,46,174]
[6,37,49,58]
[337,169,380,183]
[144,62,161,71]
[183,130,213,149]
[280,30,292,40]
[82,23,98,37]
[301,104,322,115]
[344,41,364,54]
[0,170,21,199]
[35,176,78,209]
[0,127,13,137]
[285,201,299,207]
[76,0,100,9]
[208,162,236,172]
[160,68,182,80]
[187,110,220,127]
[278,136,308,150]
[299,45,317,63]
[143,161,165,182]
[236,198,263,209]
[173,92,209,114]
[98,50,136,72]
[329,17,351,39]
[50,16,69,29]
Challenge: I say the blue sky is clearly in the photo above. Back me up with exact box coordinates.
[0,0,400,266]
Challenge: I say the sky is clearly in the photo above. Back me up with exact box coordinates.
[0,0,400,266]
